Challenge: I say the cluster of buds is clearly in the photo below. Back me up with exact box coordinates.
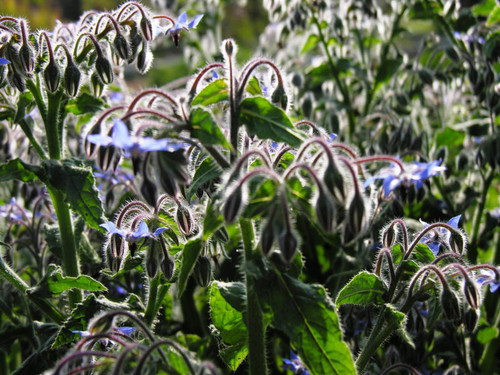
[0,2,203,96]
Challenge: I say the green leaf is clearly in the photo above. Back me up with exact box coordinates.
[66,92,105,115]
[374,58,403,92]
[210,281,248,371]
[191,78,228,106]
[302,34,320,53]
[202,198,225,242]
[411,243,435,264]
[477,326,499,344]
[383,303,413,348]
[187,155,223,201]
[256,267,355,375]
[336,271,387,306]
[38,159,105,231]
[177,237,204,297]
[487,6,500,25]
[190,107,231,148]
[14,92,35,123]
[246,76,262,95]
[0,158,39,183]
[27,265,107,298]
[473,0,497,16]
[239,97,305,148]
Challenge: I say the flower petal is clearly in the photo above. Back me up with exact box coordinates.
[153,227,168,237]
[177,11,187,25]
[101,221,124,236]
[112,120,134,150]
[447,215,461,229]
[188,14,204,29]
[86,134,113,146]
[0,57,10,65]
[131,221,150,239]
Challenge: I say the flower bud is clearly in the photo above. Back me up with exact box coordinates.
[97,141,121,172]
[18,42,34,75]
[346,192,366,238]
[323,162,345,202]
[0,64,7,88]
[223,186,243,224]
[140,176,157,207]
[43,60,61,93]
[176,204,194,235]
[224,39,234,56]
[260,217,275,256]
[64,61,81,97]
[113,33,131,60]
[136,47,151,74]
[193,255,212,287]
[145,239,160,279]
[140,17,153,42]
[382,224,398,248]
[89,314,114,334]
[105,241,121,273]
[315,190,336,232]
[440,288,461,321]
[7,68,25,92]
[463,308,479,334]
[159,239,175,281]
[155,150,189,197]
[449,231,465,254]
[463,278,480,310]
[271,85,287,110]
[278,227,298,265]
[90,72,104,97]
[301,92,313,118]
[95,55,114,84]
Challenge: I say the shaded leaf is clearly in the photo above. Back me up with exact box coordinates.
[66,92,105,115]
[0,158,39,183]
[191,78,228,106]
[190,107,231,148]
[246,76,262,95]
[177,237,204,297]
[374,58,402,92]
[187,155,223,201]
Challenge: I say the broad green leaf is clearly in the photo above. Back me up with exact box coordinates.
[256,262,356,375]
[192,78,228,106]
[202,198,225,242]
[336,271,387,306]
[477,326,499,344]
[37,159,105,231]
[27,265,107,298]
[246,76,262,95]
[190,107,231,148]
[473,0,496,16]
[177,237,204,297]
[239,97,305,148]
[411,243,435,264]
[0,158,39,182]
[210,281,248,371]
[374,58,403,92]
[243,178,279,218]
[383,303,414,348]
[66,92,105,115]
[186,156,223,201]
[302,34,320,53]
[487,6,500,25]
[14,92,35,123]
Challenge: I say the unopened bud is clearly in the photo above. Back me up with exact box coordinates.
[382,224,398,248]
[90,72,104,97]
[140,176,157,206]
[271,85,287,110]
[449,231,466,254]
[140,17,153,42]
[7,68,26,92]
[136,47,151,74]
[145,239,160,279]
[301,93,313,118]
[18,42,34,75]
[43,60,61,93]
[260,218,275,256]
[323,162,345,202]
[440,288,461,321]
[176,204,194,235]
[315,190,336,232]
[97,143,120,172]
[224,39,234,56]
[193,255,212,287]
[278,227,298,265]
[106,242,121,273]
[463,278,480,310]
[95,55,114,84]
[128,26,143,63]
[347,192,366,237]
[223,186,243,224]
[64,62,81,97]
[159,239,175,281]
[89,314,113,334]
[113,33,131,60]
[463,308,479,334]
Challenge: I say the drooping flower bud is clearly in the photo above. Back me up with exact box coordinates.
[159,238,175,281]
[176,204,194,235]
[43,60,61,93]
[440,287,461,321]
[140,175,157,207]
[90,72,104,97]
[278,226,298,265]
[271,85,288,110]
[127,26,143,63]
[97,142,120,172]
[136,46,152,74]
[63,61,81,97]
[140,16,153,42]
[346,192,366,238]
[105,241,121,273]
[463,308,479,334]
[449,231,466,254]
[223,186,243,224]
[113,33,131,61]
[315,189,336,233]
[18,42,34,75]
[145,239,161,279]
[193,255,212,287]
[7,68,25,92]
[95,55,114,84]
[463,278,480,310]
[260,217,276,256]
[89,313,114,334]
[323,161,345,203]
[382,224,398,248]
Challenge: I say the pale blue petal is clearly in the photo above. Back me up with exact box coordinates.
[132,221,150,239]
[490,281,500,293]
[117,327,135,335]
[188,14,203,29]
[139,138,169,152]
[101,221,124,236]
[447,215,461,229]
[428,242,441,256]
[86,134,113,146]
[383,175,400,196]
[112,120,134,150]
[178,11,187,25]
[153,227,168,236]
[0,57,10,65]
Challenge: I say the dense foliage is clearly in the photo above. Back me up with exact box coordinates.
[1,0,500,374]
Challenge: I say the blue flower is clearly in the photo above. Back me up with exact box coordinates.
[281,351,310,375]
[0,57,10,65]
[477,269,500,293]
[364,159,446,197]
[87,120,185,158]
[100,221,167,242]
[420,215,461,256]
[116,327,135,335]
[166,12,203,46]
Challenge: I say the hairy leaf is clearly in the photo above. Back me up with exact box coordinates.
[177,237,204,297]
[191,78,228,106]
[336,271,387,306]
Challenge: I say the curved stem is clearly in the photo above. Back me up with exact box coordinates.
[134,339,196,375]
[128,88,178,113]
[237,58,284,100]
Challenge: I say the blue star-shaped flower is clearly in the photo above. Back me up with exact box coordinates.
[364,159,446,197]
[420,215,461,256]
[477,269,500,293]
[281,351,310,375]
[87,120,186,158]
[0,57,10,65]
[166,12,203,46]
[100,221,167,242]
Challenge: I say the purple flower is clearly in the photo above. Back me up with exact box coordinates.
[0,57,10,65]
[477,269,500,293]
[100,221,167,242]
[166,12,203,46]
[420,215,461,256]
[87,120,185,158]
[364,159,446,197]
[281,351,310,375]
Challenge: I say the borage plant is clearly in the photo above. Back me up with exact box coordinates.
[0,1,499,374]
